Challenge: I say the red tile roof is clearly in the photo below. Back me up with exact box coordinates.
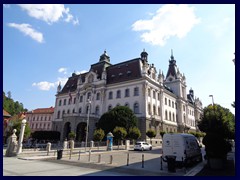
[3,109,11,117]
[30,107,54,114]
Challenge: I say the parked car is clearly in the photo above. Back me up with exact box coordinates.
[134,141,152,151]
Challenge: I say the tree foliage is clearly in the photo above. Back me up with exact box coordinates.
[113,127,127,147]
[7,120,31,140]
[146,129,156,140]
[128,127,141,140]
[93,128,105,142]
[198,104,235,139]
[97,106,137,134]
[3,91,28,116]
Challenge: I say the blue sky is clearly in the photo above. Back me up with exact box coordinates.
[3,4,235,114]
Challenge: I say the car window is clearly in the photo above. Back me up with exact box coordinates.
[135,143,141,145]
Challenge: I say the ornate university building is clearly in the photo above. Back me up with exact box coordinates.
[52,50,203,144]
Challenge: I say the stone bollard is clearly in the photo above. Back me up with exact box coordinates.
[81,141,85,148]
[46,142,51,156]
[90,141,94,148]
[69,140,74,150]
[125,140,130,150]
[63,140,68,149]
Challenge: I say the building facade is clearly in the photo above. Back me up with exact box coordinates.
[26,107,54,132]
[52,50,203,143]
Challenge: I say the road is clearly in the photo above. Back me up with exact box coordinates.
[3,147,205,176]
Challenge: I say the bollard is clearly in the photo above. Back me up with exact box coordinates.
[110,155,113,164]
[142,154,144,168]
[127,153,129,166]
[98,154,101,163]
[78,151,81,161]
[69,149,72,160]
[88,150,91,162]
[160,156,163,170]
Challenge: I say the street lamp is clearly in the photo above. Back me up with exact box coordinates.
[209,95,214,106]
[85,98,91,152]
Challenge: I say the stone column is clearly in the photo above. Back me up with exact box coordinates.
[17,119,27,154]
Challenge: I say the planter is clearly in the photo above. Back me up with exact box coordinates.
[208,157,224,170]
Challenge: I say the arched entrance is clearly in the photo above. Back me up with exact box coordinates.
[76,122,87,142]
[63,122,71,140]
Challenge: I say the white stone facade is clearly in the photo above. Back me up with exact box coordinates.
[52,50,203,144]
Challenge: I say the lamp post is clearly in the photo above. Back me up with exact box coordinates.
[17,119,27,154]
[85,98,91,152]
[209,95,214,106]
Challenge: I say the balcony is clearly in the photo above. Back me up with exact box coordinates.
[62,113,100,118]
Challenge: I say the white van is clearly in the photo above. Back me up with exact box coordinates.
[162,133,202,165]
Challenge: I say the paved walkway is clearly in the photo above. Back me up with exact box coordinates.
[3,146,207,176]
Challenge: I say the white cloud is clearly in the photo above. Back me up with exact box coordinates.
[32,81,55,91]
[75,70,88,74]
[58,67,67,74]
[7,23,44,43]
[132,4,201,46]
[18,4,79,25]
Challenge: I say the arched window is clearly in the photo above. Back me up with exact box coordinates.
[63,99,66,105]
[153,91,156,99]
[62,110,65,117]
[59,100,62,106]
[168,100,171,106]
[116,90,121,98]
[153,105,156,115]
[80,96,83,102]
[173,113,175,122]
[87,92,91,100]
[165,110,168,120]
[95,106,100,115]
[158,107,161,116]
[72,108,75,113]
[125,103,129,107]
[134,102,139,114]
[57,111,60,119]
[148,104,151,115]
[108,105,112,111]
[134,87,139,96]
[79,108,82,114]
[125,89,130,97]
[109,92,113,99]
[169,112,171,121]
[148,89,151,97]
[165,98,167,105]
[96,92,100,100]
[67,109,70,114]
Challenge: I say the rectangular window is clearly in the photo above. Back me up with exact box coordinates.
[134,87,139,96]
[80,96,83,102]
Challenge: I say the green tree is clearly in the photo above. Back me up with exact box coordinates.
[160,131,166,138]
[97,106,137,134]
[128,127,141,143]
[113,126,127,149]
[198,104,235,139]
[7,120,31,140]
[93,128,105,142]
[146,129,156,144]
[198,104,234,166]
[68,131,76,140]
[3,91,28,116]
